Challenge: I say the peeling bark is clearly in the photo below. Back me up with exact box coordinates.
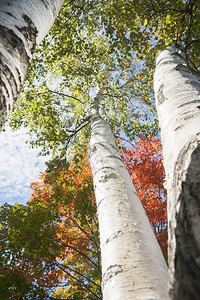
[154,45,200,300]
[88,91,169,300]
[0,0,64,129]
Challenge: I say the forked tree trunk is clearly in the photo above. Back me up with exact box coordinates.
[154,45,200,300]
[0,0,64,128]
[88,91,169,300]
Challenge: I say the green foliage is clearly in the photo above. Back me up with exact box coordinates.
[0,203,60,299]
[9,0,163,155]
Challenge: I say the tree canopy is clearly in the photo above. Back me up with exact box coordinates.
[9,0,200,157]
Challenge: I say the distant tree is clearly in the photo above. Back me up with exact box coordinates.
[0,156,101,299]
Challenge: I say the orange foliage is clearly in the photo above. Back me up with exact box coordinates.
[119,137,168,258]
[28,155,101,298]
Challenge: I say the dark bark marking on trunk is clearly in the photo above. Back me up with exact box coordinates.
[93,166,116,181]
[157,83,165,104]
[22,15,38,54]
[157,60,175,67]
[106,155,124,163]
[6,12,17,19]
[180,109,195,116]
[183,113,199,121]
[0,75,9,102]
[0,60,18,92]
[174,125,183,132]
[89,143,121,160]
[171,143,200,300]
[40,0,58,13]
[105,230,123,244]
[89,142,116,153]
[173,63,200,98]
[0,15,37,124]
[0,55,18,106]
[99,172,119,183]
[0,25,28,62]
[102,264,124,288]
[175,64,199,79]
[40,0,49,9]
[172,51,186,61]
[177,100,200,109]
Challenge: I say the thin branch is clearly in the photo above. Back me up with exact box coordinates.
[48,254,101,299]
[42,227,100,271]
[185,2,195,47]
[46,88,84,104]
[58,238,101,271]
[102,92,122,101]
[48,297,69,300]
[187,59,200,77]
[59,0,80,25]
[69,215,100,251]
[114,135,136,148]
[147,7,187,20]
[62,0,76,8]
[185,38,200,49]
[57,263,101,288]
[65,120,90,144]
[179,0,192,32]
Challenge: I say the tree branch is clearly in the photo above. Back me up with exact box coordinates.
[69,215,100,251]
[46,88,84,104]
[185,38,200,49]
[185,2,195,47]
[57,263,101,288]
[48,253,101,299]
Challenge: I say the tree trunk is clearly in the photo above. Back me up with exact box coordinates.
[154,45,200,300]
[88,91,169,300]
[0,0,64,128]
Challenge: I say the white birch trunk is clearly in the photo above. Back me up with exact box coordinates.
[0,0,64,128]
[154,45,200,300]
[88,91,169,300]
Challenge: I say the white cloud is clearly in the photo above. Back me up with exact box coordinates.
[0,126,49,206]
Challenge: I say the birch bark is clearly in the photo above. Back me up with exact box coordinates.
[154,45,200,300]
[88,91,169,300]
[0,0,64,128]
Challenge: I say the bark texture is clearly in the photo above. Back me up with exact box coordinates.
[88,91,169,300]
[0,0,64,128]
[154,45,200,300]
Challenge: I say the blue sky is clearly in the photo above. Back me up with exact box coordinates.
[0,125,49,206]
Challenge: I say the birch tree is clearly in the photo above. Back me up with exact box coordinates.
[88,90,169,300]
[154,45,200,300]
[0,0,64,128]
